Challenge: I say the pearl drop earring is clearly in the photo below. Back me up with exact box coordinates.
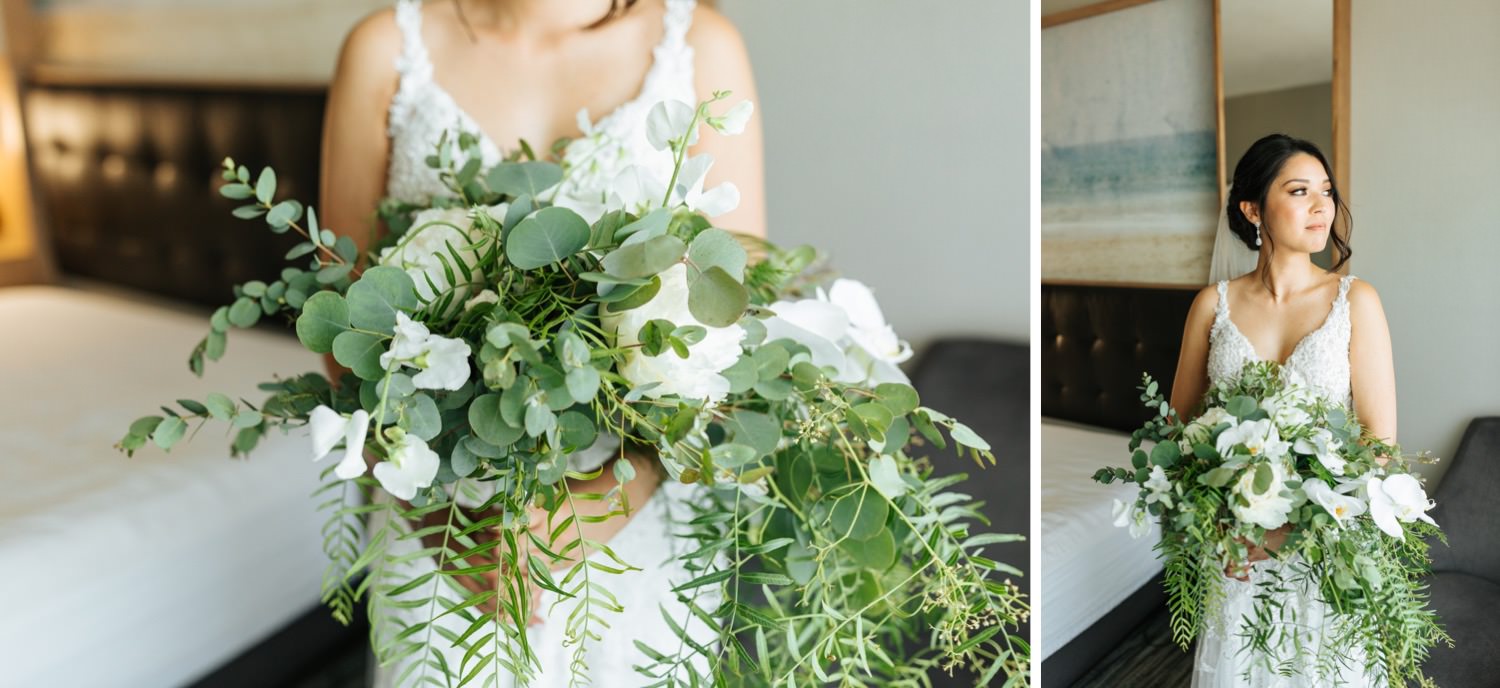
[1254,222,1262,247]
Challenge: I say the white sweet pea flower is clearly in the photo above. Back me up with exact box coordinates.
[1294,428,1346,475]
[308,405,370,480]
[606,165,668,217]
[379,312,472,391]
[645,99,699,152]
[1303,478,1366,527]
[1112,498,1151,539]
[1367,475,1437,540]
[373,432,440,501]
[707,100,754,136]
[1262,394,1312,430]
[378,205,503,312]
[1231,460,1295,530]
[1143,465,1174,509]
[1216,418,1290,460]
[671,154,740,217]
[602,263,746,403]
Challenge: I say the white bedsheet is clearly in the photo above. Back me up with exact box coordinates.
[0,285,330,688]
[1039,419,1162,660]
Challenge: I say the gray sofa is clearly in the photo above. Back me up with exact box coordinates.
[1422,416,1500,685]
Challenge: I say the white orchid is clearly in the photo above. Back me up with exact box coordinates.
[602,263,746,403]
[1367,474,1437,540]
[373,431,440,501]
[378,205,502,311]
[308,405,370,480]
[1294,428,1346,475]
[1231,460,1295,530]
[380,312,472,391]
[1302,478,1366,527]
[1216,418,1290,460]
[762,279,912,387]
[1112,498,1152,539]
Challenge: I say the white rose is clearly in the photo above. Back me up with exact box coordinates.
[374,432,440,501]
[378,205,503,312]
[1231,460,1295,530]
[1303,478,1366,527]
[602,263,746,403]
[1367,474,1437,540]
[1184,406,1233,445]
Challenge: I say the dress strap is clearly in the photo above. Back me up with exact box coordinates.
[1214,280,1230,318]
[660,0,697,52]
[1336,275,1357,303]
[392,0,432,86]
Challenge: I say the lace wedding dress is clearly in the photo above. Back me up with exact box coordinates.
[371,1,719,685]
[1192,275,1371,687]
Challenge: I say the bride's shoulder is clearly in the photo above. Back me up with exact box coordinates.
[1185,282,1223,329]
[330,7,404,98]
[1344,276,1385,317]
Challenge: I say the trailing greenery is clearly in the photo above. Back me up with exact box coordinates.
[117,93,1028,686]
[1095,362,1448,686]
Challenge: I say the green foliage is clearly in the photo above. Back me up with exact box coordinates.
[119,97,1029,688]
[1096,363,1447,685]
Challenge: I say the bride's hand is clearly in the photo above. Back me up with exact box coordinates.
[1225,526,1290,580]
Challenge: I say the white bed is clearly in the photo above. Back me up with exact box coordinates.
[0,285,331,687]
[1039,418,1163,660]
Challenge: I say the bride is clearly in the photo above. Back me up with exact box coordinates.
[317,0,763,684]
[1168,134,1397,686]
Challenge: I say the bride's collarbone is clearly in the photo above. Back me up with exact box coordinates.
[1226,276,1344,360]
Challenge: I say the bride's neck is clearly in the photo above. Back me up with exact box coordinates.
[1253,250,1323,302]
[457,0,618,35]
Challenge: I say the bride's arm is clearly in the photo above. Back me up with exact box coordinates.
[321,9,401,263]
[686,6,766,239]
[318,10,400,384]
[1168,285,1221,423]
[1348,279,1397,444]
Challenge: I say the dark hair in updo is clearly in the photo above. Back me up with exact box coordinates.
[1226,134,1352,272]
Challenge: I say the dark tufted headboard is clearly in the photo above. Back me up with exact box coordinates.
[22,78,327,307]
[1041,281,1198,433]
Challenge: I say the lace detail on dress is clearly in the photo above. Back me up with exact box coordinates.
[1207,275,1357,409]
[386,0,697,219]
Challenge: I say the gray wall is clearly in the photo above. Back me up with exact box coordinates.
[720,0,1031,345]
[1224,82,1332,166]
[1350,0,1500,487]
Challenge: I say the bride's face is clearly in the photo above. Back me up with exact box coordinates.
[1243,152,1336,255]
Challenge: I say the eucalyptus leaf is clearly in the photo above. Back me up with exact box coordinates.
[600,235,686,279]
[687,228,748,280]
[228,297,261,328]
[829,486,888,542]
[687,266,748,328]
[332,331,387,381]
[469,394,524,448]
[295,291,349,353]
[506,207,590,269]
[486,161,562,198]
[345,266,418,333]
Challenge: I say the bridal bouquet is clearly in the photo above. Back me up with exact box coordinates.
[116,93,1028,687]
[1094,361,1446,685]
